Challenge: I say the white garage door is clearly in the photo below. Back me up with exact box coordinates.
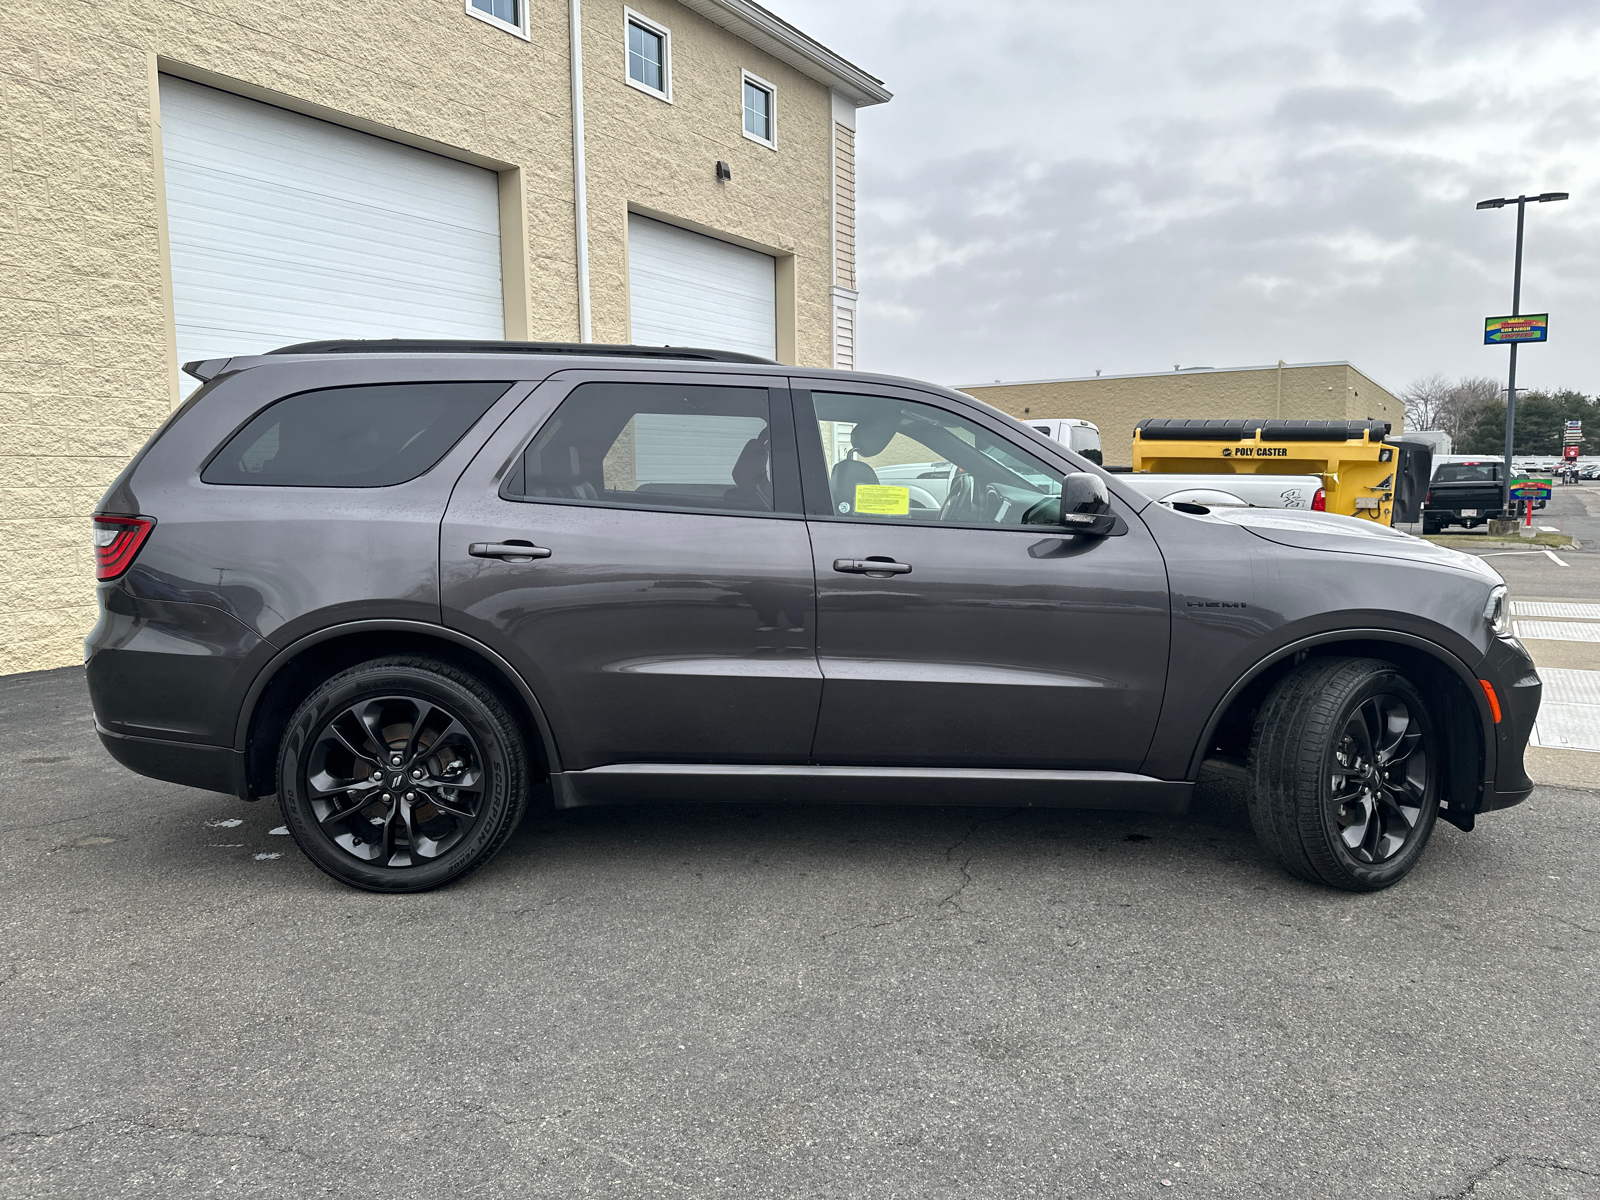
[159,77,504,380]
[628,216,776,358]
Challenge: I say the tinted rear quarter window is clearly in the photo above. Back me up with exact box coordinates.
[201,382,511,487]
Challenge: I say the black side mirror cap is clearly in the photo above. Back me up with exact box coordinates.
[1022,473,1127,536]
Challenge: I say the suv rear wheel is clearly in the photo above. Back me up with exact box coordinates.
[1247,657,1440,891]
[277,656,531,893]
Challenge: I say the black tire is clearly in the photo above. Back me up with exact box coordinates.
[277,656,532,893]
[1246,657,1439,891]
[1420,515,1442,535]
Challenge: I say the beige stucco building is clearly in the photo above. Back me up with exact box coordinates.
[960,361,1403,467]
[1,0,887,675]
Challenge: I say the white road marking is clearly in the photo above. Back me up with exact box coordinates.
[208,843,244,847]
[1513,601,1600,619]
[254,852,282,861]
[269,826,288,835]
[1530,668,1600,754]
[205,818,243,828]
[1539,526,1559,532]
[1544,550,1570,567]
[1515,621,1600,643]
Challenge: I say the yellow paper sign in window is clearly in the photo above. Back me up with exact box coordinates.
[853,484,910,515]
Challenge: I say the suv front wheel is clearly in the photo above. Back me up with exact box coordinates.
[1247,657,1440,891]
[277,656,531,893]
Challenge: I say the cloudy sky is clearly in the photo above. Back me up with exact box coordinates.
[765,0,1600,398]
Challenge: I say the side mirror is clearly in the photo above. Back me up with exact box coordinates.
[1022,472,1120,536]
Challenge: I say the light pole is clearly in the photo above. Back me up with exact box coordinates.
[1476,191,1567,518]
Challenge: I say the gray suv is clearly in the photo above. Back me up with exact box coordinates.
[87,341,1539,893]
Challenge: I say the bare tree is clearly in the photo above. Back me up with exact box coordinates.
[1401,374,1452,432]
[1400,374,1502,443]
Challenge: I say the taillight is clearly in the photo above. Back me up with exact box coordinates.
[1311,488,1326,512]
[93,515,155,581]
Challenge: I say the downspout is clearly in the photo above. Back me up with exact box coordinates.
[569,0,592,342]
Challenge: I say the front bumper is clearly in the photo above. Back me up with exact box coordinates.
[1477,635,1541,811]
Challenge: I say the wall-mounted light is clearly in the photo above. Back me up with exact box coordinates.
[716,161,731,181]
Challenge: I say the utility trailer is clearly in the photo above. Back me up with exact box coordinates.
[1130,418,1432,525]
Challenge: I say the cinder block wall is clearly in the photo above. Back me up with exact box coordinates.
[0,0,837,675]
[960,364,1403,467]
[582,0,836,366]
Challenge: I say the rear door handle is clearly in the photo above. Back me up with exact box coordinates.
[833,558,911,575]
[469,542,552,562]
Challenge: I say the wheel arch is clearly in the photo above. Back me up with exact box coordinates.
[1194,630,1493,826]
[235,621,561,801]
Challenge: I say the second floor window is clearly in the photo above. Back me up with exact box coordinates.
[742,74,774,146]
[626,12,670,100]
[467,0,527,39]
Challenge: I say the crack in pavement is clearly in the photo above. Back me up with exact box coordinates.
[1434,1154,1600,1199]
[1536,910,1600,935]
[821,810,1023,940]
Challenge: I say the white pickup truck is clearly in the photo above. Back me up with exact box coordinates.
[1117,473,1325,510]
[872,461,1325,512]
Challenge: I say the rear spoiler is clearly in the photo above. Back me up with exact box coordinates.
[182,358,233,382]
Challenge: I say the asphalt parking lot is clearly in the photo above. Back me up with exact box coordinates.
[4,656,1598,1198]
[6,488,1600,1200]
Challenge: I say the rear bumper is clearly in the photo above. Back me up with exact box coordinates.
[96,722,246,798]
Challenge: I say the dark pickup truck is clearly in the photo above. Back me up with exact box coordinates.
[1422,460,1516,534]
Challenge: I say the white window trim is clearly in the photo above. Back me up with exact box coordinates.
[740,70,777,150]
[624,8,672,103]
[464,0,530,41]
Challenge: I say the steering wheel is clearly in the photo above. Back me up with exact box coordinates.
[939,470,1003,523]
[939,469,975,522]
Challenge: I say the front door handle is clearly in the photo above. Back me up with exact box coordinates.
[833,558,912,576]
[469,541,552,562]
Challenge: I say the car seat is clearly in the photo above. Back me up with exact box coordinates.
[723,432,773,510]
[830,418,897,513]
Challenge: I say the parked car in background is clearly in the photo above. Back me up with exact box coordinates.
[1423,457,1506,533]
[87,341,1538,896]
[1423,455,1548,533]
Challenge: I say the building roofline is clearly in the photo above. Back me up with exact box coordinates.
[676,0,892,106]
[960,361,1360,390]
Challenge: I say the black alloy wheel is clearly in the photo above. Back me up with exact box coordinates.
[306,695,486,867]
[1328,694,1430,865]
[278,656,531,892]
[1247,657,1441,891]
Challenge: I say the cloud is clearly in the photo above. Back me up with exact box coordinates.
[765,0,1600,395]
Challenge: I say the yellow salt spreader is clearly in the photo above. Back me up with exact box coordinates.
[1130,418,1433,525]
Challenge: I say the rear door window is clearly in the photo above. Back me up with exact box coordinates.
[1433,462,1502,483]
[502,382,799,515]
[201,382,512,487]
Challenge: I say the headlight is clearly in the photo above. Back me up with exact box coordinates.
[1484,584,1510,637]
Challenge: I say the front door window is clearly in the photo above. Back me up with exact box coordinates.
[807,391,1065,526]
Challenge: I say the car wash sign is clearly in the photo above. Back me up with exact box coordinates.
[1484,314,1549,344]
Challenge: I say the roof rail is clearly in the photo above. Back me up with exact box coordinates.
[265,339,778,364]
